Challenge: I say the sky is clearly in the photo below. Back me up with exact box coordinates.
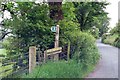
[105,0,119,28]
[0,0,119,28]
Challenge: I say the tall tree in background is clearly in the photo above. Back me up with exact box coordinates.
[73,2,109,34]
[1,2,55,55]
[99,15,110,36]
[48,0,63,22]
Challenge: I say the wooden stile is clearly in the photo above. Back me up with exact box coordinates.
[44,47,62,62]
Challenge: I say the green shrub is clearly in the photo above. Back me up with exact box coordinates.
[22,60,95,78]
[114,37,120,48]
[58,2,80,46]
[21,27,100,78]
[63,31,100,66]
[102,34,119,46]
[101,33,110,43]
[88,27,100,39]
[3,3,55,55]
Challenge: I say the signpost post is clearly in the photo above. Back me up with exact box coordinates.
[51,25,60,61]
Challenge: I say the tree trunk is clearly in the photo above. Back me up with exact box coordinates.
[48,0,63,22]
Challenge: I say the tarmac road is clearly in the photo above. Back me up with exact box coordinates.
[87,39,119,78]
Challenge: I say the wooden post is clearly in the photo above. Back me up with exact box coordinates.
[29,46,36,73]
[44,51,47,63]
[67,41,70,61]
[54,25,59,61]
[54,25,59,47]
[38,51,42,64]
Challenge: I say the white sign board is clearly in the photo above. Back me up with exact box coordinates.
[51,26,57,32]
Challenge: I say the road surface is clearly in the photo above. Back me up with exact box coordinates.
[87,39,119,78]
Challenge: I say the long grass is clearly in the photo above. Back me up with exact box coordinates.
[22,60,95,78]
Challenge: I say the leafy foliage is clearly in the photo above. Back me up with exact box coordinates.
[73,2,109,35]
[102,34,118,45]
[1,2,102,78]
[114,37,120,48]
[102,20,120,48]
[2,2,55,55]
[63,31,100,66]
[113,20,120,48]
[58,2,80,45]
[88,27,100,39]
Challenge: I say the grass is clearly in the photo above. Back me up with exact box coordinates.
[22,60,95,78]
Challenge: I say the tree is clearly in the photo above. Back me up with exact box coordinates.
[73,2,109,32]
[99,15,110,36]
[48,0,63,23]
[1,2,55,55]
[0,1,12,41]
[58,2,80,45]
[113,20,120,48]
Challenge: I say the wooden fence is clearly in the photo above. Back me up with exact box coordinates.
[0,43,71,78]
[0,53,29,78]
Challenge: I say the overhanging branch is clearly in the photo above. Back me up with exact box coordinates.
[0,31,11,41]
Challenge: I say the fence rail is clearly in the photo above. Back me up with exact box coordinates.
[0,43,71,78]
[0,52,29,78]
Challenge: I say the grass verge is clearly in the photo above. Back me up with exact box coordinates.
[22,60,95,78]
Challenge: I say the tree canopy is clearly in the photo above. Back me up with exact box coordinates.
[73,2,109,35]
[0,1,110,55]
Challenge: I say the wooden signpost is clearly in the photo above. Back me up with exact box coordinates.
[51,25,60,61]
[54,25,59,61]
[28,25,72,73]
[44,47,62,63]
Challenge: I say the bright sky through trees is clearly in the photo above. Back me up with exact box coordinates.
[105,0,119,28]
